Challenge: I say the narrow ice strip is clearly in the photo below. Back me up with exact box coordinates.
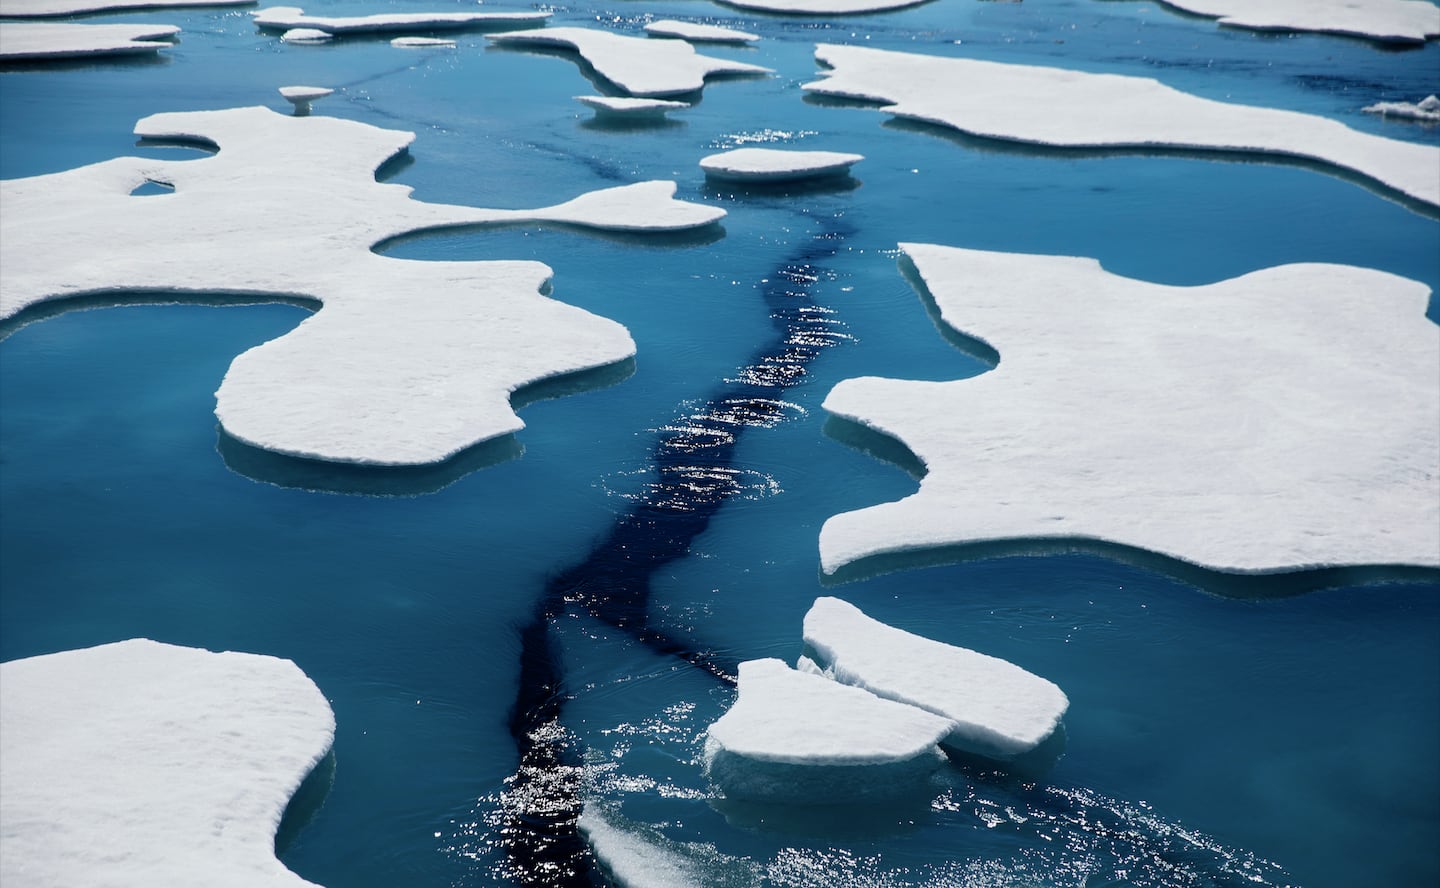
[0,0,249,17]
[0,639,334,888]
[251,6,549,34]
[644,19,758,43]
[1153,0,1439,45]
[703,658,952,803]
[715,0,932,14]
[819,244,1440,576]
[804,44,1440,208]
[487,26,770,98]
[0,107,725,466]
[804,597,1067,758]
[1364,95,1440,123]
[0,21,178,60]
[699,147,863,181]
[576,95,689,118]
[391,36,455,48]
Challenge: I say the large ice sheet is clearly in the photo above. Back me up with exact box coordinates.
[0,639,334,888]
[804,597,1067,758]
[0,107,725,466]
[804,44,1440,208]
[0,21,178,60]
[251,6,549,34]
[487,27,770,98]
[1154,0,1439,45]
[820,244,1440,576]
[0,0,247,16]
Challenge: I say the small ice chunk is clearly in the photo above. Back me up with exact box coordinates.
[278,85,332,116]
[280,27,331,43]
[1363,95,1440,123]
[699,147,863,182]
[390,36,457,48]
[644,19,759,43]
[0,22,179,60]
[803,597,1068,759]
[703,658,952,804]
[576,95,690,119]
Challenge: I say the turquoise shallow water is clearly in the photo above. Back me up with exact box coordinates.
[2,1,1438,886]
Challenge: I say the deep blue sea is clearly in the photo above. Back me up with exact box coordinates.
[2,1,1438,886]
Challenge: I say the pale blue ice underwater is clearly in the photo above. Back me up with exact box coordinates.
[1,0,1438,885]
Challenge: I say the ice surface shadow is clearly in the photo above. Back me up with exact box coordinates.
[275,748,336,857]
[578,115,687,135]
[0,51,173,72]
[701,173,861,200]
[0,289,318,343]
[373,220,726,257]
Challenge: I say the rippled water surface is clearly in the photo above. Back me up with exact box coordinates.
[2,1,1438,886]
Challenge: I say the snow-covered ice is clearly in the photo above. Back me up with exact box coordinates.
[715,0,931,14]
[1153,0,1439,45]
[804,44,1440,209]
[0,22,178,60]
[487,26,771,98]
[703,658,952,804]
[1364,94,1440,123]
[804,597,1067,758]
[643,19,758,44]
[0,639,335,888]
[278,85,332,115]
[820,243,1440,576]
[252,6,549,35]
[391,36,456,48]
[280,27,331,43]
[576,95,689,119]
[0,0,247,17]
[0,107,725,466]
[699,147,863,182]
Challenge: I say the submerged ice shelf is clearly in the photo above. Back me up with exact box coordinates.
[0,106,724,466]
[820,244,1440,577]
[1152,0,1440,45]
[0,21,179,60]
[0,639,334,887]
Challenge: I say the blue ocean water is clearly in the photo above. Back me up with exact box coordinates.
[1,1,1438,886]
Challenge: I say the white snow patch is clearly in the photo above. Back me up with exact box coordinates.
[579,807,705,888]
[1364,94,1440,123]
[252,5,548,35]
[804,597,1068,758]
[0,107,725,466]
[0,21,178,60]
[487,26,770,98]
[390,36,456,48]
[280,27,331,43]
[0,0,247,17]
[644,19,758,43]
[576,94,689,117]
[1154,0,1439,45]
[819,243,1440,575]
[716,0,931,14]
[699,147,863,181]
[804,44,1440,208]
[0,639,335,888]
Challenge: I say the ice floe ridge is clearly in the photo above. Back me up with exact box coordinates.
[0,639,335,888]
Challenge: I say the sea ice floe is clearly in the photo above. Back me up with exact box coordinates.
[0,107,725,466]
[0,0,248,16]
[699,147,863,182]
[487,26,771,98]
[576,95,690,119]
[391,36,456,48]
[804,597,1067,758]
[1364,94,1440,123]
[643,19,759,44]
[804,44,1440,209]
[0,21,178,60]
[1153,0,1439,45]
[0,639,334,888]
[252,5,549,35]
[820,243,1440,576]
[703,658,952,804]
[278,85,332,115]
[281,27,332,43]
[716,0,931,14]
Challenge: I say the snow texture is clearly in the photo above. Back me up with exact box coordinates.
[0,21,178,60]
[1154,0,1439,45]
[0,106,725,466]
[487,26,771,98]
[715,0,931,14]
[0,0,247,17]
[804,44,1440,208]
[1364,95,1440,123]
[703,658,951,803]
[251,6,549,35]
[578,807,707,888]
[643,19,758,43]
[391,36,455,47]
[0,639,334,888]
[280,27,330,43]
[576,95,689,117]
[804,597,1068,758]
[820,243,1440,575]
[699,147,863,181]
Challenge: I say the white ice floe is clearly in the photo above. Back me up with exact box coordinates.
[804,44,1440,208]
[390,36,456,48]
[0,639,334,888]
[0,0,247,17]
[717,0,930,13]
[820,243,1440,576]
[1364,94,1440,123]
[699,147,863,182]
[0,22,178,60]
[278,85,332,115]
[578,807,710,888]
[0,107,725,466]
[576,95,689,119]
[643,19,758,44]
[252,5,549,35]
[703,658,952,803]
[487,26,770,98]
[280,27,331,43]
[804,597,1067,758]
[1154,0,1439,45]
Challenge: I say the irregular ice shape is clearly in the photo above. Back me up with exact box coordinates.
[703,658,951,804]
[820,244,1440,575]
[0,0,247,16]
[1364,95,1440,123]
[804,44,1440,208]
[252,5,549,35]
[278,85,332,115]
[644,19,758,44]
[0,639,334,888]
[804,597,1067,758]
[699,147,863,182]
[716,0,931,14]
[578,806,752,888]
[576,95,689,119]
[280,27,331,43]
[1153,0,1439,45]
[0,107,725,466]
[0,21,178,60]
[487,26,771,98]
[391,36,456,48]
